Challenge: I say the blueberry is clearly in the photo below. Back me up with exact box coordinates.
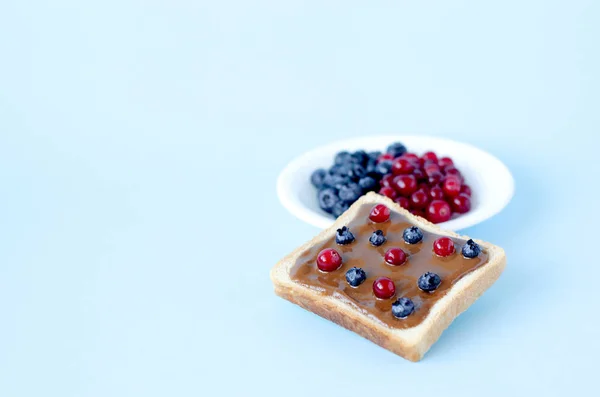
[347,164,367,181]
[392,297,415,319]
[369,230,386,246]
[368,151,382,160]
[335,151,352,165]
[462,239,481,258]
[329,163,351,176]
[358,176,378,193]
[367,170,383,181]
[331,163,366,181]
[350,150,369,166]
[345,267,367,287]
[365,158,377,173]
[338,183,362,203]
[332,201,350,218]
[310,169,327,189]
[418,272,442,292]
[375,160,393,175]
[323,173,351,189]
[336,226,355,245]
[403,226,424,244]
[387,142,407,158]
[318,187,339,213]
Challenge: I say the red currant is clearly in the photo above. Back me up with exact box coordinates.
[438,157,454,168]
[379,186,398,200]
[442,175,462,198]
[428,171,444,185]
[451,193,472,213]
[417,183,430,196]
[427,199,452,223]
[444,166,463,182]
[391,158,415,175]
[433,237,455,257]
[317,248,343,272]
[380,174,394,188]
[373,277,396,299]
[461,184,472,196]
[392,174,417,197]
[443,165,457,174]
[410,189,430,209]
[421,151,438,164]
[384,248,407,266]
[424,163,441,176]
[410,208,426,218]
[394,196,410,209]
[377,153,394,163]
[369,204,391,223]
[429,186,444,200]
[412,168,426,182]
[401,153,420,163]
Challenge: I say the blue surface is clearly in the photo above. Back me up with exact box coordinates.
[0,1,598,396]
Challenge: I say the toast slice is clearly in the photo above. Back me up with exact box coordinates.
[271,192,506,361]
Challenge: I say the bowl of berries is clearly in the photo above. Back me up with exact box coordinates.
[277,135,514,230]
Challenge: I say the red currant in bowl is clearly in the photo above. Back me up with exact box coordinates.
[427,199,452,223]
[421,151,438,164]
[377,153,394,163]
[461,184,472,196]
[428,171,444,185]
[401,153,420,163]
[394,196,410,209]
[442,175,462,198]
[380,174,394,188]
[410,189,430,209]
[379,186,398,200]
[429,186,445,200]
[438,157,454,168]
[391,158,415,175]
[392,174,417,197]
[451,193,472,213]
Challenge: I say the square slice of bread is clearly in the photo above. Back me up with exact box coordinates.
[271,192,506,361]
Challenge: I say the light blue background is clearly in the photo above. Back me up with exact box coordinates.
[1,1,598,396]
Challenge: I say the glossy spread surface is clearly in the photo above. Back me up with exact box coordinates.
[290,204,489,329]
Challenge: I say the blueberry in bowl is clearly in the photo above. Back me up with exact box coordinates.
[334,151,352,165]
[386,142,407,158]
[318,187,339,214]
[338,183,362,203]
[350,150,370,166]
[358,176,378,193]
[375,160,393,175]
[310,169,327,189]
[331,201,350,218]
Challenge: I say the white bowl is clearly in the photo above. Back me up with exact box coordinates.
[276,135,514,231]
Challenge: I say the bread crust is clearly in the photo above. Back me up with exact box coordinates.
[271,192,506,361]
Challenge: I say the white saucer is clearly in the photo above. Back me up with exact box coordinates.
[277,135,514,231]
